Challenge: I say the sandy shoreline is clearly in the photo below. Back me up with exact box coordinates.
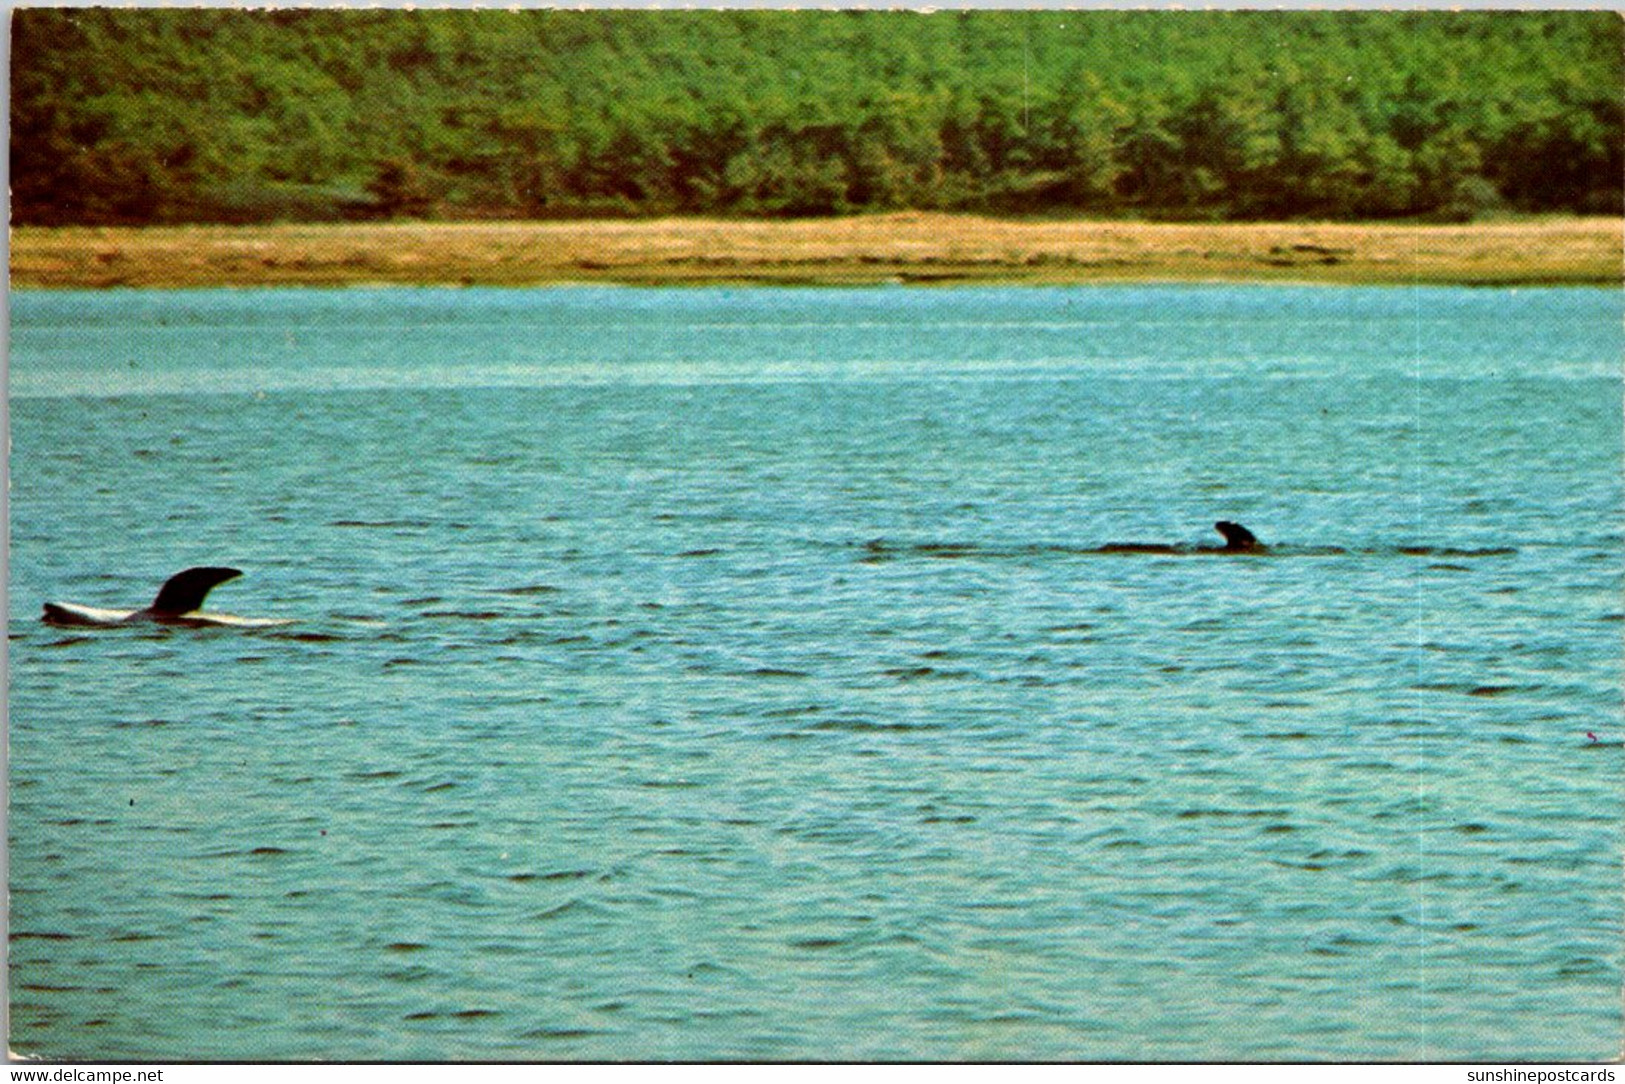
[11,213,1622,289]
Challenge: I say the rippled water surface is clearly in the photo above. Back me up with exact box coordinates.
[9,285,1621,1060]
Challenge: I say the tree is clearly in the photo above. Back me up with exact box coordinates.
[366,156,432,218]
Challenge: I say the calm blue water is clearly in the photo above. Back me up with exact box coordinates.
[8,285,1621,1061]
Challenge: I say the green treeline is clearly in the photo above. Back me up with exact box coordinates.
[12,8,1622,225]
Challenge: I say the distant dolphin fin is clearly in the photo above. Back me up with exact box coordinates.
[1214,521,1262,551]
[147,567,243,615]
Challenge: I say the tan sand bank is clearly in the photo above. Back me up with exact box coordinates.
[11,214,1621,289]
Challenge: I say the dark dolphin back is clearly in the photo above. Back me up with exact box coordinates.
[1214,521,1263,551]
[149,567,243,614]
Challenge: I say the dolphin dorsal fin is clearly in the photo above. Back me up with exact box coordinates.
[1214,521,1262,551]
[148,567,243,614]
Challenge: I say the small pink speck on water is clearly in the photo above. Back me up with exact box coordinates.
[1586,732,1598,742]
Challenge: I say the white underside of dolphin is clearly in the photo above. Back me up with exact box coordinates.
[40,602,290,628]
[41,567,290,628]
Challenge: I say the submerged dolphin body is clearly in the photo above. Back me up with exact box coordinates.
[41,567,290,628]
[863,521,1273,561]
[1096,521,1268,555]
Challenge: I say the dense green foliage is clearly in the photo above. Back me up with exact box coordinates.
[12,8,1622,225]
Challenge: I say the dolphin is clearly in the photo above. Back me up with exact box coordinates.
[41,567,290,628]
[1096,521,1267,555]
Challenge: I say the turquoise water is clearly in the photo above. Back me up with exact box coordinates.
[8,284,1621,1061]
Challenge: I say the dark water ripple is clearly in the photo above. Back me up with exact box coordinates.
[8,284,1621,1061]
